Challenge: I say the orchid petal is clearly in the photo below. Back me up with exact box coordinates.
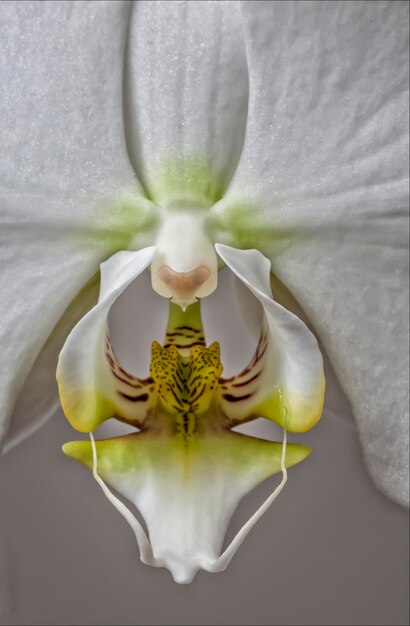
[216,244,325,433]
[4,276,100,452]
[57,248,157,433]
[126,0,248,207]
[63,430,310,584]
[211,1,409,505]
[0,2,156,447]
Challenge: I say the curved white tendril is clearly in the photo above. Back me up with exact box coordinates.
[89,433,158,567]
[208,427,288,573]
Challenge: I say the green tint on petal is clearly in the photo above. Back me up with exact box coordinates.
[62,430,311,486]
[58,386,120,434]
[254,386,325,434]
[207,201,296,256]
[148,156,225,208]
[87,192,159,254]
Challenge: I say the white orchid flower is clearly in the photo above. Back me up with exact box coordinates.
[1,0,408,585]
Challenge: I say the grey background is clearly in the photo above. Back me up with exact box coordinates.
[0,271,408,626]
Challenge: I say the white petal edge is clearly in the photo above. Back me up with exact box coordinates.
[57,248,157,433]
[3,276,100,453]
[215,244,325,432]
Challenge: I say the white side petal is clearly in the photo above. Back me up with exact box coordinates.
[4,276,100,452]
[57,248,157,433]
[0,2,155,447]
[216,244,325,433]
[211,1,409,505]
[126,0,248,206]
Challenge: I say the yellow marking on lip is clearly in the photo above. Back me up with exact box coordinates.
[57,383,118,433]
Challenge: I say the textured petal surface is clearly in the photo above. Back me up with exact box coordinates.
[216,245,325,432]
[126,0,248,206]
[0,2,155,446]
[63,430,310,583]
[57,248,157,433]
[211,1,409,505]
[4,276,100,452]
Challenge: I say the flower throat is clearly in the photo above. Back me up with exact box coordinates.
[150,301,222,440]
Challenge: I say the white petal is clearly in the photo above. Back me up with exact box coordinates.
[0,2,155,447]
[126,0,248,207]
[211,2,409,505]
[4,277,100,452]
[57,248,157,433]
[216,244,325,432]
[63,430,310,584]
[1,1,140,203]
